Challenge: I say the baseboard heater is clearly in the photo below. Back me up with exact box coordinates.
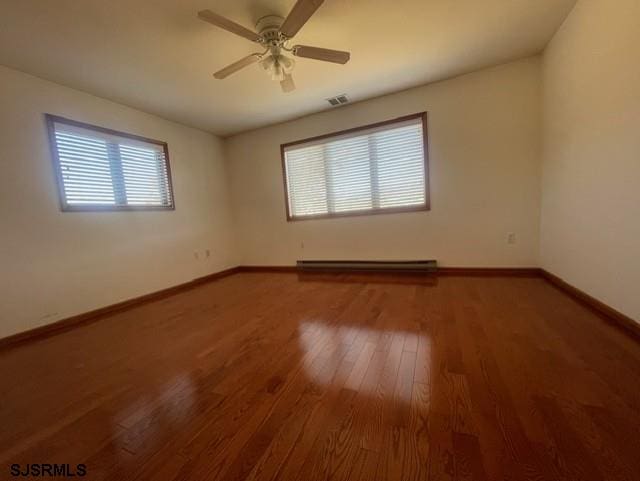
[297,260,438,274]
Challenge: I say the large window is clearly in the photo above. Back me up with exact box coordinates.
[281,113,429,221]
[46,114,174,211]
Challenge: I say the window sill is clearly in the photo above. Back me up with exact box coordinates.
[60,204,175,212]
[286,203,430,222]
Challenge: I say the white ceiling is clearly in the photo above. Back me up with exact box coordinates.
[0,0,576,136]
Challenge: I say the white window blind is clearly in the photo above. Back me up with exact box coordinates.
[283,114,428,220]
[47,115,174,211]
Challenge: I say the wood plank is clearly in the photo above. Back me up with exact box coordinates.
[0,273,639,481]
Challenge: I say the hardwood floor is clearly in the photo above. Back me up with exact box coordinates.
[1,272,639,480]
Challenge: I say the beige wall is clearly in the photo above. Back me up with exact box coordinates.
[0,66,238,338]
[540,0,640,321]
[225,58,542,268]
[3,1,638,337]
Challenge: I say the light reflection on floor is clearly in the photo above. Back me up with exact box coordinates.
[297,320,432,401]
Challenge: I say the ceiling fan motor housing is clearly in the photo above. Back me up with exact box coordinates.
[256,15,285,45]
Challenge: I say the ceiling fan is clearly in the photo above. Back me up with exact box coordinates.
[197,0,350,93]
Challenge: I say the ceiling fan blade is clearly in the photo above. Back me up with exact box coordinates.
[198,10,262,43]
[279,0,324,38]
[281,74,296,93]
[214,54,262,79]
[293,45,350,64]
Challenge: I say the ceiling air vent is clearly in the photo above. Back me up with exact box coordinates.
[327,94,349,107]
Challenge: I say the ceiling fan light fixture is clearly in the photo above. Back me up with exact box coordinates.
[260,54,295,82]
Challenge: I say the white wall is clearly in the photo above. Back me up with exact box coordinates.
[540,0,640,321]
[0,65,238,338]
[225,58,542,268]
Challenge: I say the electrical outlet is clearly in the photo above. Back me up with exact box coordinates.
[300,241,305,249]
[194,251,199,260]
[205,249,211,258]
[507,232,517,244]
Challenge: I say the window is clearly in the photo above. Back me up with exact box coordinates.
[46,114,174,211]
[281,113,429,221]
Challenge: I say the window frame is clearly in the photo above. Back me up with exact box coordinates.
[45,114,176,212]
[280,112,429,222]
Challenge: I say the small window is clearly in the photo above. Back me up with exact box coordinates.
[46,114,175,211]
[281,113,429,221]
